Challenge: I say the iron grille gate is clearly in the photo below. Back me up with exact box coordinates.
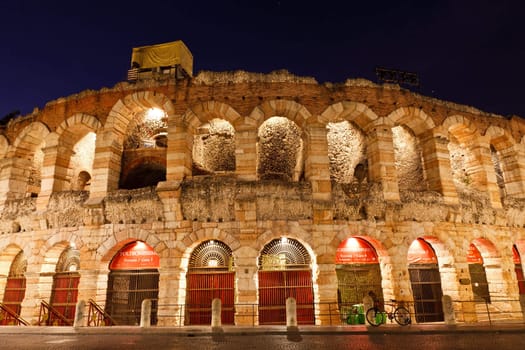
[105,269,159,325]
[336,264,383,317]
[468,263,491,302]
[49,272,80,325]
[258,270,314,325]
[1,277,26,325]
[185,271,235,325]
[409,264,444,323]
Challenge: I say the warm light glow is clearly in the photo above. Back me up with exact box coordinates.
[69,264,77,272]
[145,108,165,122]
[281,237,288,244]
[208,258,218,267]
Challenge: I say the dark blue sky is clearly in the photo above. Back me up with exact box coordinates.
[1,0,524,118]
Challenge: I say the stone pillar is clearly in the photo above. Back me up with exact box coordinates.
[235,129,258,181]
[498,144,525,198]
[467,140,502,208]
[157,265,184,326]
[286,297,297,329]
[166,117,192,181]
[315,263,340,325]
[140,299,152,327]
[442,295,456,325]
[304,123,333,224]
[366,125,400,202]
[420,131,459,204]
[211,298,222,329]
[234,259,259,326]
[0,157,32,208]
[74,300,86,328]
[86,131,122,205]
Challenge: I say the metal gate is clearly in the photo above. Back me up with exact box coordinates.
[408,264,444,323]
[186,272,235,325]
[1,277,26,325]
[468,263,491,302]
[105,269,159,325]
[336,264,383,305]
[49,272,80,325]
[258,270,314,325]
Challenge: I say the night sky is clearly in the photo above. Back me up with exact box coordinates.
[1,0,524,119]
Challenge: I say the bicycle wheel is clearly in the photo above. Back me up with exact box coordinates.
[365,308,381,326]
[393,306,411,326]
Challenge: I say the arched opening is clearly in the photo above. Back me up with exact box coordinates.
[326,121,367,184]
[392,125,427,193]
[258,237,314,325]
[467,243,491,303]
[47,247,80,325]
[120,108,168,189]
[119,160,166,189]
[73,171,91,191]
[192,119,236,175]
[407,238,444,323]
[1,251,26,325]
[185,240,235,325]
[335,237,382,324]
[257,116,303,181]
[512,245,525,301]
[105,241,160,325]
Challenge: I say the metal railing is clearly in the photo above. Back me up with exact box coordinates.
[86,299,118,326]
[38,300,72,326]
[76,299,525,327]
[0,303,29,326]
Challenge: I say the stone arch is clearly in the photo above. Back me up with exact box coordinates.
[97,230,169,266]
[39,235,84,274]
[484,125,516,150]
[183,101,242,131]
[105,91,175,144]
[55,113,102,138]
[0,134,9,159]
[0,244,25,277]
[387,107,435,136]
[249,99,312,130]
[12,121,50,159]
[319,101,379,130]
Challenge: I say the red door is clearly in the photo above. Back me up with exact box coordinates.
[49,273,80,325]
[258,270,314,325]
[186,272,235,325]
[1,277,26,325]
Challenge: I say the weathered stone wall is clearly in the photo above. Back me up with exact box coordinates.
[0,69,524,326]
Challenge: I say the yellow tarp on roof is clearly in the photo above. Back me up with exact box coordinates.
[131,40,193,76]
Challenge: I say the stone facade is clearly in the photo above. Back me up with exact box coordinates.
[1,66,525,326]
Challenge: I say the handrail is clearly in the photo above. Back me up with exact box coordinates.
[38,300,72,326]
[0,303,29,326]
[87,299,117,326]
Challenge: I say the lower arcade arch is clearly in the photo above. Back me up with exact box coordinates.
[335,237,383,318]
[467,241,491,303]
[47,247,80,325]
[513,245,525,300]
[105,241,160,325]
[1,251,27,325]
[407,238,444,323]
[185,240,235,325]
[257,237,314,325]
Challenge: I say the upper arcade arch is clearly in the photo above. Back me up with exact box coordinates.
[249,99,312,130]
[319,101,379,130]
[0,135,9,159]
[387,107,435,136]
[183,101,242,131]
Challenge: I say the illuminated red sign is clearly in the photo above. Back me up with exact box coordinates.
[467,244,483,264]
[407,239,438,264]
[109,241,160,270]
[335,237,378,264]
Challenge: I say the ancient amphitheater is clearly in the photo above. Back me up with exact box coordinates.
[0,41,524,326]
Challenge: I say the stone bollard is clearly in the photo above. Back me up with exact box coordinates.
[286,297,298,331]
[442,295,455,325]
[73,300,86,328]
[140,299,152,328]
[211,298,222,331]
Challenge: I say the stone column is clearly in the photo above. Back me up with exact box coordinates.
[468,139,502,208]
[86,131,122,206]
[157,265,184,326]
[235,128,258,181]
[315,263,340,325]
[37,142,73,210]
[420,131,459,204]
[366,125,400,202]
[166,116,192,182]
[498,144,525,198]
[234,259,259,326]
[0,157,32,207]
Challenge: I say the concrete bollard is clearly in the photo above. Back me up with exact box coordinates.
[73,300,86,328]
[140,299,152,327]
[286,297,298,330]
[211,298,222,330]
[442,295,455,325]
